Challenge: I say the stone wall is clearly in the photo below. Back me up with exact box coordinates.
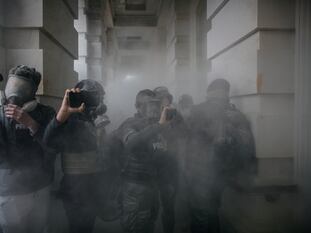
[204,0,297,232]
[164,0,192,99]
[0,0,5,90]
[1,0,79,108]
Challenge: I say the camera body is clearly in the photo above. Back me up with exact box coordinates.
[69,90,100,108]
[166,108,177,121]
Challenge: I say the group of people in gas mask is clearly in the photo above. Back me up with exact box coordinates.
[0,65,256,233]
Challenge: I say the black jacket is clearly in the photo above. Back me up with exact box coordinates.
[0,103,55,196]
[117,114,170,184]
[43,114,102,175]
[187,99,256,187]
[43,114,98,153]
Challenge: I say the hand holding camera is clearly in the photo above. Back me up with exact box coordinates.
[159,106,177,125]
[56,88,85,123]
[68,89,100,108]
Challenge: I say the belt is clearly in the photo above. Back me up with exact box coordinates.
[62,151,101,174]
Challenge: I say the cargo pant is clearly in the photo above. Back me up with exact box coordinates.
[120,181,158,233]
[0,186,50,233]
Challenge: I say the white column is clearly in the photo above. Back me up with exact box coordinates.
[165,0,191,97]
[74,0,108,83]
[74,0,88,80]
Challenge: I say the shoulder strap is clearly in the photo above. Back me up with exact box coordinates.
[0,107,8,157]
[0,107,7,137]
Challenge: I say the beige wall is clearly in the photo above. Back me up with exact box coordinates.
[0,0,79,108]
[204,0,297,232]
[0,0,5,90]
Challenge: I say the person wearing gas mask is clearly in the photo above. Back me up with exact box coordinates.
[43,79,108,233]
[186,79,256,233]
[153,87,185,128]
[0,65,56,233]
[153,86,189,233]
[116,89,176,233]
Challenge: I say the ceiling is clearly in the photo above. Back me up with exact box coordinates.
[107,0,164,79]
[110,0,163,26]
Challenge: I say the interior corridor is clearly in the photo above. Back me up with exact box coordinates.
[0,0,310,232]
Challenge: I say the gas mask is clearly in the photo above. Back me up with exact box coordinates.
[141,100,161,120]
[94,114,110,128]
[75,80,106,119]
[4,75,36,107]
[82,91,107,119]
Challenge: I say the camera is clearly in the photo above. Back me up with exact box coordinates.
[166,108,177,121]
[69,90,100,108]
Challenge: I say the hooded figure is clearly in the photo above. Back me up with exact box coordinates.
[0,65,56,233]
[43,79,108,233]
[186,79,256,233]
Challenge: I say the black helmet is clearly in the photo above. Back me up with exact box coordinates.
[153,86,173,104]
[75,79,107,118]
[206,79,230,100]
[207,79,230,93]
[135,89,158,108]
[178,94,193,108]
[75,79,105,102]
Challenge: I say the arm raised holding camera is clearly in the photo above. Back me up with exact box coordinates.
[56,88,85,123]
[43,88,85,151]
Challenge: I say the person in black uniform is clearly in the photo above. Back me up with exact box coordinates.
[43,79,107,233]
[153,86,189,233]
[117,89,176,233]
[0,65,55,233]
[186,79,256,233]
